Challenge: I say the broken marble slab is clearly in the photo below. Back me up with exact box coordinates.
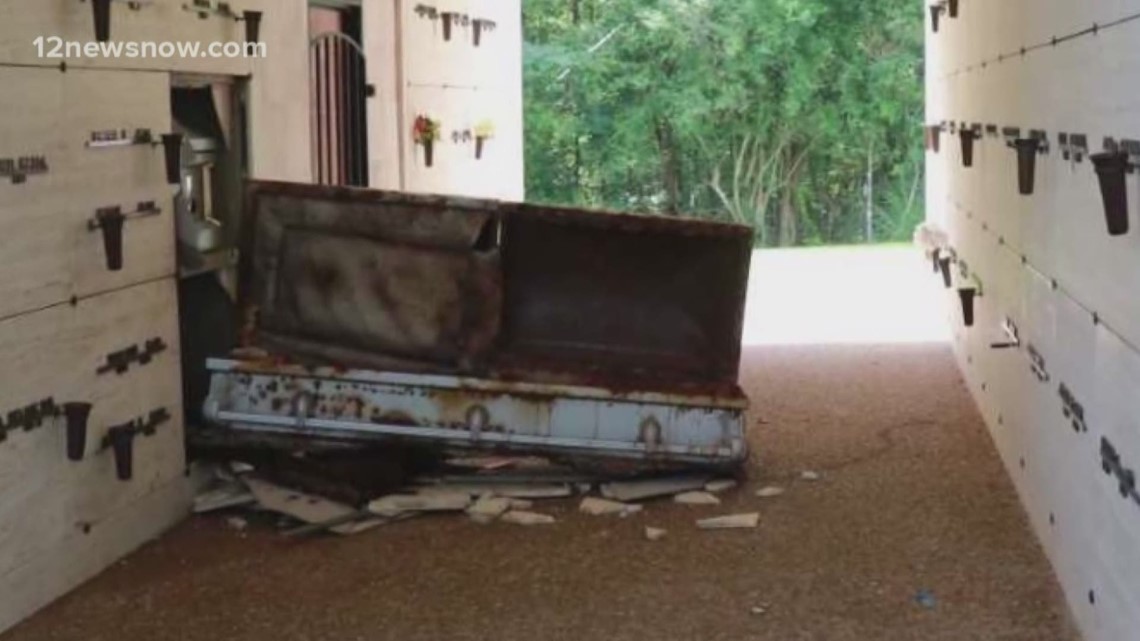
[600,475,709,502]
[487,484,573,499]
[243,477,385,535]
[467,495,513,524]
[193,483,256,513]
[800,470,821,481]
[673,491,721,506]
[229,461,255,475]
[696,513,760,530]
[755,485,786,498]
[579,497,642,516]
[500,510,556,526]
[368,491,473,518]
[704,479,738,493]
[644,527,667,541]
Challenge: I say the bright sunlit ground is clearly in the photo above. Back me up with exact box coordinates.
[742,245,951,346]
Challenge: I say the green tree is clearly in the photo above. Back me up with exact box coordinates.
[522,0,924,246]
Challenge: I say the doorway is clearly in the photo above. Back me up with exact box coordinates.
[309,2,370,187]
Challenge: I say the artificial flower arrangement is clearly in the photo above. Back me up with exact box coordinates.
[413,115,441,167]
[474,120,495,160]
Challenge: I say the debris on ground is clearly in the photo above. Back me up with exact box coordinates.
[244,477,385,535]
[755,485,786,498]
[600,475,709,502]
[750,604,769,616]
[500,510,556,526]
[244,476,353,522]
[579,497,642,517]
[800,470,821,481]
[914,588,937,609]
[704,479,738,493]
[368,491,472,518]
[193,451,750,540]
[674,491,721,505]
[466,495,513,524]
[225,516,248,532]
[228,461,255,475]
[192,460,258,513]
[696,513,760,530]
[193,483,256,514]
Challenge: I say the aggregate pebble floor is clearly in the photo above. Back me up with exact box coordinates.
[3,343,1079,641]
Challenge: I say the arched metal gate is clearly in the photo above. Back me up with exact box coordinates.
[310,31,369,187]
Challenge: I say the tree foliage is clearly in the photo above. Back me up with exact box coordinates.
[523,0,924,246]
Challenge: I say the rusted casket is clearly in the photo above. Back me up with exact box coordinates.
[203,181,752,469]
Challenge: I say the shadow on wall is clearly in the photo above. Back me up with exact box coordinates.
[742,246,951,346]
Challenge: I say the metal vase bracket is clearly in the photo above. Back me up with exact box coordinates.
[948,0,959,18]
[241,10,263,44]
[958,287,978,327]
[94,207,126,271]
[931,126,941,153]
[88,202,161,271]
[91,0,112,42]
[441,12,454,41]
[960,128,978,168]
[1090,151,1131,236]
[160,133,183,185]
[938,255,953,288]
[1012,138,1042,195]
[930,4,942,33]
[63,402,93,462]
[473,18,485,46]
[105,425,135,480]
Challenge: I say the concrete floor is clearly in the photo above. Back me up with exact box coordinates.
[3,248,1079,641]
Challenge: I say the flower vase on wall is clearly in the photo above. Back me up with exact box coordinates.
[474,120,495,161]
[63,402,93,462]
[92,0,112,42]
[1090,151,1130,236]
[958,287,977,327]
[413,115,441,169]
[960,128,978,168]
[441,12,454,41]
[1012,138,1041,196]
